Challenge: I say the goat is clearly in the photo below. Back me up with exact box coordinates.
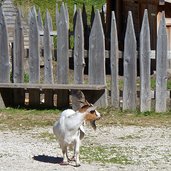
[53,102,101,167]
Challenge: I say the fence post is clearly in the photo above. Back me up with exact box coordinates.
[0,6,10,83]
[56,3,69,108]
[74,9,85,84]
[155,12,167,112]
[29,6,40,107]
[71,8,85,110]
[123,11,137,111]
[89,10,108,107]
[110,11,119,108]
[140,9,151,112]
[13,8,25,106]
[0,5,12,108]
[44,10,54,107]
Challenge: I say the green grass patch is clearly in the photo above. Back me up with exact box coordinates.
[0,107,171,130]
[0,108,60,130]
[80,145,133,165]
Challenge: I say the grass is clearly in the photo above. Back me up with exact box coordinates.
[1,107,171,131]
[0,108,60,130]
[80,145,133,165]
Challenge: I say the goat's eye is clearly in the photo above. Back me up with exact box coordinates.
[90,110,95,114]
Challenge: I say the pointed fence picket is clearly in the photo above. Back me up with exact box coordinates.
[74,9,85,84]
[56,3,69,108]
[140,9,151,112]
[123,11,137,111]
[89,10,108,107]
[13,8,25,106]
[29,6,40,107]
[0,3,171,112]
[155,12,168,113]
[110,11,119,108]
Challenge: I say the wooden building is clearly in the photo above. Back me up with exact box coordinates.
[106,0,171,50]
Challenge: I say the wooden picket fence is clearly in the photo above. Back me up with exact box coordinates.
[0,3,170,112]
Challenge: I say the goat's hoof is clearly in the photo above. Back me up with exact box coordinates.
[60,161,69,166]
[75,164,81,167]
[68,156,76,162]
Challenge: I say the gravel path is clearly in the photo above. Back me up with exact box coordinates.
[0,125,171,171]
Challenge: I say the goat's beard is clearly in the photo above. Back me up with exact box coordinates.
[90,120,96,130]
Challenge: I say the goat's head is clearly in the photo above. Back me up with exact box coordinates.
[79,101,101,130]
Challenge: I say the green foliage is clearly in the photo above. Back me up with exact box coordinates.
[13,0,105,29]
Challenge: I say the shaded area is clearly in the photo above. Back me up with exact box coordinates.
[33,155,63,164]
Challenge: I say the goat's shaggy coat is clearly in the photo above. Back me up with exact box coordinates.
[53,104,100,166]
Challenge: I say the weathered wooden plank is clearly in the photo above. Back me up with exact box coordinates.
[56,3,69,108]
[29,6,40,106]
[155,12,168,113]
[13,8,24,83]
[0,83,106,90]
[44,10,54,107]
[13,8,25,106]
[74,9,85,84]
[110,12,119,108]
[140,9,151,112]
[57,3,69,84]
[123,11,137,111]
[29,6,40,84]
[0,6,10,83]
[72,8,85,109]
[44,10,53,84]
[89,10,108,107]
[37,8,43,32]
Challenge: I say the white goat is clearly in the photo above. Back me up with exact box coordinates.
[53,102,101,167]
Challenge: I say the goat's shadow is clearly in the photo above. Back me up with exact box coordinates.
[33,155,63,164]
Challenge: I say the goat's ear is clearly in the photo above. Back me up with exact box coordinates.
[87,106,97,112]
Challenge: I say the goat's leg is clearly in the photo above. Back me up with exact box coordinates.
[74,139,81,167]
[60,146,69,165]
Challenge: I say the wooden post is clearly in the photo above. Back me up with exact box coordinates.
[155,12,167,112]
[44,10,54,107]
[0,6,10,83]
[89,10,108,107]
[110,12,119,108]
[0,6,12,108]
[29,6,40,107]
[56,3,69,108]
[71,8,85,110]
[123,11,137,111]
[140,9,151,112]
[74,9,85,84]
[13,8,25,106]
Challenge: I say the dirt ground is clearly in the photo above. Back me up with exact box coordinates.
[0,125,171,171]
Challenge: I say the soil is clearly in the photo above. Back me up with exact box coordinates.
[0,125,171,171]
